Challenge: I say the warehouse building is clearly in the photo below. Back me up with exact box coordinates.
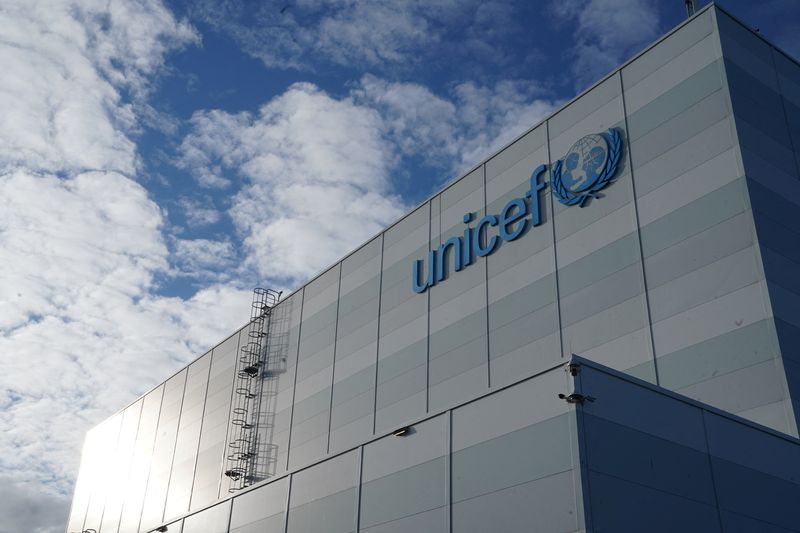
[66,5,800,532]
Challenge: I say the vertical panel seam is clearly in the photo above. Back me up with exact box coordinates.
[283,473,293,533]
[355,445,364,533]
[285,289,306,472]
[111,400,146,533]
[135,384,167,533]
[483,163,492,389]
[700,410,725,531]
[769,47,800,179]
[618,69,661,385]
[326,264,344,454]
[186,353,214,513]
[372,234,385,436]
[426,199,433,414]
[446,409,453,533]
[545,120,566,360]
[93,414,124,533]
[160,368,189,524]
[216,330,243,500]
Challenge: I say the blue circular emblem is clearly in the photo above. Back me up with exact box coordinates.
[552,128,622,207]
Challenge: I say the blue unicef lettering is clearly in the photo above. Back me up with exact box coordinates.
[411,131,624,293]
[411,164,547,294]
[551,128,622,207]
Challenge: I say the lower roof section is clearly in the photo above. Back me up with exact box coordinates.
[69,356,800,533]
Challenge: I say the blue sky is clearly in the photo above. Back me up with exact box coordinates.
[0,1,798,531]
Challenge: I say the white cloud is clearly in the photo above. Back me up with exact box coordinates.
[178,77,557,289]
[552,0,661,88]
[0,0,197,176]
[189,0,506,71]
[172,237,238,280]
[0,1,249,529]
[179,83,407,286]
[355,75,558,175]
[178,196,223,226]
[0,477,69,533]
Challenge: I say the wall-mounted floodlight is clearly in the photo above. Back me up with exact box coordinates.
[392,426,410,437]
[155,526,169,532]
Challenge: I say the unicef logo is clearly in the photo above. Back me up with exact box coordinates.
[552,128,622,207]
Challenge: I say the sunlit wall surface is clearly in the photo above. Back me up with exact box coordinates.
[67,6,800,532]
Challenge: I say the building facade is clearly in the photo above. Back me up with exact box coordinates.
[67,5,800,533]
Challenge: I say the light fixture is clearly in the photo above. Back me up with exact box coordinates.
[392,426,410,437]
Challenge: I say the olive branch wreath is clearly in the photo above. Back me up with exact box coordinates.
[551,128,622,207]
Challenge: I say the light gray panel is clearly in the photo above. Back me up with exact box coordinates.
[140,369,186,530]
[382,204,429,260]
[376,360,426,410]
[361,507,445,533]
[627,59,724,142]
[288,451,358,533]
[648,246,761,323]
[119,386,164,533]
[636,147,741,227]
[182,500,231,533]
[628,88,729,168]
[558,232,640,297]
[430,361,486,412]
[340,236,381,290]
[560,294,648,357]
[429,309,484,359]
[488,272,556,330]
[430,328,485,385]
[452,370,569,451]
[99,400,143,533]
[379,293,426,338]
[452,414,574,504]
[560,262,644,328]
[165,354,211,520]
[452,470,579,533]
[486,124,547,181]
[622,8,713,88]
[489,303,560,361]
[549,75,620,141]
[631,116,735,198]
[657,319,780,391]
[360,415,446,531]
[489,331,561,391]
[678,359,788,419]
[375,390,427,434]
[230,477,288,533]
[640,178,747,258]
[651,281,769,358]
[377,338,427,386]
[643,212,754,289]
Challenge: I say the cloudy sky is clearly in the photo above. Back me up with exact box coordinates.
[1,0,798,531]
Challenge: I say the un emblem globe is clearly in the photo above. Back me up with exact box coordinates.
[561,134,609,193]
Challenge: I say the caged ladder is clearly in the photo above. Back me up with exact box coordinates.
[224,287,281,492]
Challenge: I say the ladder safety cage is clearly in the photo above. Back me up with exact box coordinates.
[224,287,281,491]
